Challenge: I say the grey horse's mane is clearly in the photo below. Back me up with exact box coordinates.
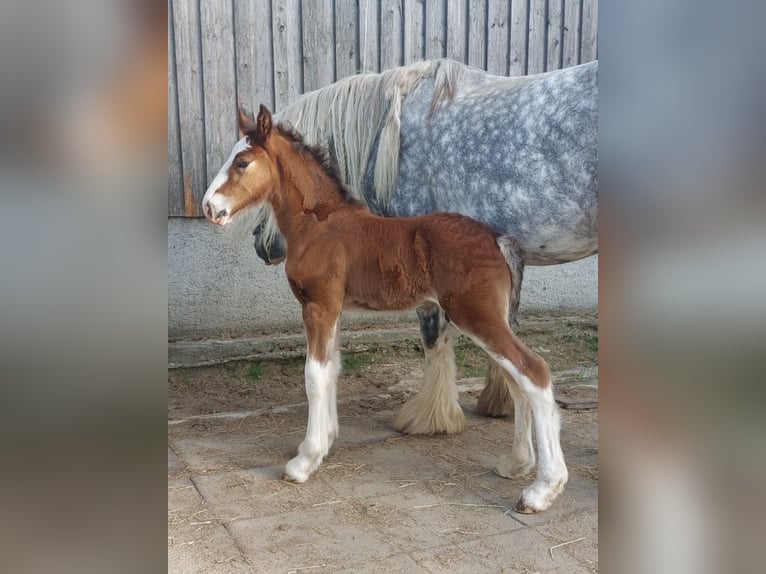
[279,59,464,203]
[240,59,466,249]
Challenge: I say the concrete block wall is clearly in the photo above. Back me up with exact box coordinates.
[169,218,597,341]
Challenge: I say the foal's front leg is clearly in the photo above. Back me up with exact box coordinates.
[284,302,341,483]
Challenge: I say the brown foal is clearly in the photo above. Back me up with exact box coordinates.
[201,105,567,512]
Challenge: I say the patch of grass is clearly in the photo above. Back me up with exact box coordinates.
[248,362,264,380]
[277,356,305,376]
[454,340,487,379]
[342,352,374,373]
[586,335,598,353]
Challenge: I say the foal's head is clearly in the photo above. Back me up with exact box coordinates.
[202,105,277,226]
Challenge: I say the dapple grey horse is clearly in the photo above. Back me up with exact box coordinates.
[243,59,598,436]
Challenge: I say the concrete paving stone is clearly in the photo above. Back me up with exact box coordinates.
[313,441,456,501]
[168,477,252,574]
[168,446,187,476]
[333,553,427,573]
[192,466,342,522]
[535,510,598,571]
[332,412,402,447]
[416,529,584,574]
[379,498,523,554]
[227,506,403,572]
[170,432,289,474]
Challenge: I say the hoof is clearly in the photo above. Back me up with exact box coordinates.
[282,472,306,484]
[284,454,318,483]
[514,475,567,513]
[513,499,538,514]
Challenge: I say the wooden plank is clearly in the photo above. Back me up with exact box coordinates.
[168,0,184,216]
[302,0,334,92]
[336,0,360,80]
[172,0,206,216]
[467,0,486,69]
[562,0,581,67]
[509,0,529,75]
[425,0,446,60]
[200,0,238,193]
[359,0,380,72]
[234,0,274,114]
[546,0,564,71]
[487,0,509,75]
[527,0,547,74]
[403,0,425,65]
[380,0,403,70]
[446,0,467,64]
[273,0,302,110]
[580,0,598,62]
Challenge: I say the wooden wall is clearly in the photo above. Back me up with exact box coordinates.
[168,0,598,216]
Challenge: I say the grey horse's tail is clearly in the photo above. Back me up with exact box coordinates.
[496,235,525,329]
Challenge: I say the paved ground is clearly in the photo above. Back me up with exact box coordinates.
[168,358,598,573]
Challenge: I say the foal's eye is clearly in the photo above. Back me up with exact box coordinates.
[236,160,249,169]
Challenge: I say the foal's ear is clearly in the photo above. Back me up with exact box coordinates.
[256,104,273,141]
[238,106,256,137]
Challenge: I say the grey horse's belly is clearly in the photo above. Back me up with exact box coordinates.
[371,62,598,265]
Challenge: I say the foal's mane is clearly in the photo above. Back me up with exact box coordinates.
[270,121,361,206]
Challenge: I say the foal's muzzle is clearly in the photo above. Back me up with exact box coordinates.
[202,198,230,225]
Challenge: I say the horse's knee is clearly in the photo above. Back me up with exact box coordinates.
[416,302,445,349]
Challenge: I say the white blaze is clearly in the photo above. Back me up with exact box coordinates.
[201,136,251,222]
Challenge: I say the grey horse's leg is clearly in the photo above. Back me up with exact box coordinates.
[476,236,525,418]
[392,302,465,435]
[477,358,514,417]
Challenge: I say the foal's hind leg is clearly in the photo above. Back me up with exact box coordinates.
[284,302,341,483]
[446,303,567,513]
[494,375,535,479]
[477,239,524,418]
[392,302,465,435]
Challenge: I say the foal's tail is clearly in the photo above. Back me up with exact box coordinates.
[496,235,525,328]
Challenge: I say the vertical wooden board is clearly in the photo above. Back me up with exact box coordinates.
[380,0,402,70]
[172,0,206,216]
[336,0,360,80]
[403,0,425,65]
[580,0,598,62]
[425,0,446,60]
[446,0,467,63]
[546,0,563,71]
[487,0,509,75]
[467,0,486,69]
[562,0,581,67]
[527,0,547,74]
[359,0,380,72]
[302,0,334,92]
[234,0,274,115]
[168,0,184,216]
[273,0,303,110]
[200,0,237,192]
[509,0,529,75]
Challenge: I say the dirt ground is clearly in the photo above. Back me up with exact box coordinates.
[169,314,598,573]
